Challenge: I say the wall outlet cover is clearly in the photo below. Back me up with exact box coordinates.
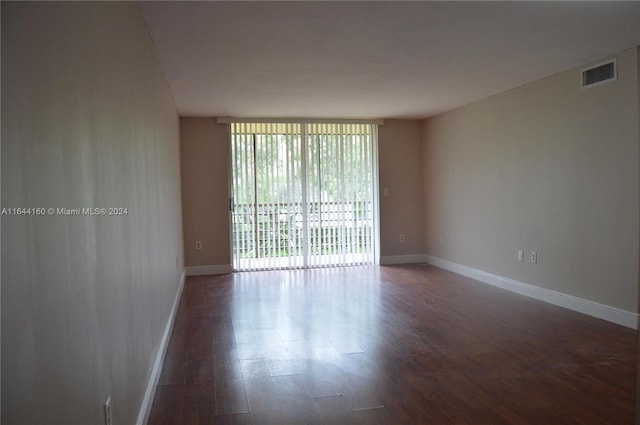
[104,396,112,425]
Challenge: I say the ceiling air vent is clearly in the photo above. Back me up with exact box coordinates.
[581,59,616,88]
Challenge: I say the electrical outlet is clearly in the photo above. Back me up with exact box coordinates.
[104,396,112,425]
[517,249,524,261]
[531,251,537,264]
[399,234,406,243]
[195,241,202,250]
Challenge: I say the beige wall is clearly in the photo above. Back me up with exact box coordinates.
[378,120,424,257]
[1,3,182,424]
[180,118,231,267]
[179,118,423,268]
[423,47,639,313]
[636,46,640,425]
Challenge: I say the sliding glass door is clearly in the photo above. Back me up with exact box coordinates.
[229,122,378,271]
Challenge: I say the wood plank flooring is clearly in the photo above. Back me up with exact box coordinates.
[148,264,637,424]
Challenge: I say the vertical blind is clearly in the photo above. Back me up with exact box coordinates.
[230,122,378,271]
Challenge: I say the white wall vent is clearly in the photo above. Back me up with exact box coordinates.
[581,59,616,88]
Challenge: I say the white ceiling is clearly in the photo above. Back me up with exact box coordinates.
[140,1,640,119]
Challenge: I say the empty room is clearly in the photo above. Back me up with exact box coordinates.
[2,1,640,424]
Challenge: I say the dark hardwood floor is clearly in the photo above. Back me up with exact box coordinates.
[148,264,637,424]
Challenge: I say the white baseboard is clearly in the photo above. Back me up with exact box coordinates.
[380,254,426,265]
[423,255,638,330]
[185,264,233,276]
[136,270,186,425]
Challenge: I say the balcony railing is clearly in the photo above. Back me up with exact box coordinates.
[232,200,372,259]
